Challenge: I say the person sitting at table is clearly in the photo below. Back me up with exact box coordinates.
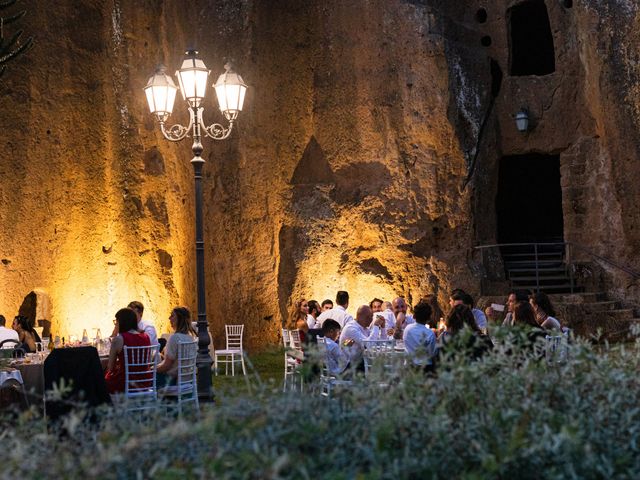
[403,301,437,373]
[321,319,349,376]
[12,315,41,353]
[391,297,415,339]
[511,301,547,356]
[421,294,444,329]
[307,300,321,329]
[157,306,197,387]
[0,314,19,347]
[529,292,562,331]
[104,307,151,394]
[439,304,492,360]
[339,305,384,372]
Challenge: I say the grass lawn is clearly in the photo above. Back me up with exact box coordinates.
[212,346,283,401]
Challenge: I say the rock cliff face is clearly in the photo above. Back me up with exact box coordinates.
[0,0,639,346]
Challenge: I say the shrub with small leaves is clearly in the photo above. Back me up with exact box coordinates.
[1,330,640,479]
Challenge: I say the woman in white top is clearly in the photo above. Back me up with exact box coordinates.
[529,292,562,331]
[157,306,197,386]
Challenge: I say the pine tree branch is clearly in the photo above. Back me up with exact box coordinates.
[0,0,18,11]
[0,28,23,52]
[2,9,26,25]
[0,36,32,65]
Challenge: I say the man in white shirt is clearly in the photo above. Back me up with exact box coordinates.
[0,315,19,346]
[306,300,321,329]
[338,305,384,371]
[392,297,415,339]
[403,301,437,371]
[316,291,353,328]
[321,319,349,376]
[128,301,158,346]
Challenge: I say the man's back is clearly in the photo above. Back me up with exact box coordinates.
[317,305,353,328]
[403,323,436,365]
[138,319,158,345]
[0,326,18,345]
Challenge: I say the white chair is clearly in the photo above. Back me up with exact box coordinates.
[363,339,395,352]
[159,339,199,416]
[121,344,159,413]
[545,334,568,364]
[214,324,246,376]
[317,337,351,397]
[282,328,304,392]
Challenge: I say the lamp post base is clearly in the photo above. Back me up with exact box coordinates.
[196,357,215,402]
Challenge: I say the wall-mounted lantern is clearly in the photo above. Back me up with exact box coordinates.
[515,108,529,132]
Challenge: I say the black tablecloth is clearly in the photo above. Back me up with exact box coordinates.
[44,346,110,420]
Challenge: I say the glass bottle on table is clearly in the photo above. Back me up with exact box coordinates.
[82,329,89,344]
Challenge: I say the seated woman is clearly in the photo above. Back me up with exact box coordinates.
[12,315,41,353]
[288,298,309,346]
[511,301,547,357]
[529,292,562,331]
[439,304,493,360]
[105,307,151,394]
[157,307,197,387]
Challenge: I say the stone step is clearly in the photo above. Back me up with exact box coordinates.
[556,300,618,312]
[556,292,608,303]
[597,309,635,321]
[507,266,567,273]
[510,275,571,281]
[505,260,564,267]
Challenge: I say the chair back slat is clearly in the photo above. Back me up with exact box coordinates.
[289,330,302,350]
[225,324,244,350]
[176,340,198,390]
[282,329,290,348]
[123,344,159,395]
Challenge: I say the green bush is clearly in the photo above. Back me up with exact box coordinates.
[2,331,640,479]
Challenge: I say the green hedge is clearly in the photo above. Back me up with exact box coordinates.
[2,330,640,479]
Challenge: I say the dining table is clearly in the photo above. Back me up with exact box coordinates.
[11,348,109,396]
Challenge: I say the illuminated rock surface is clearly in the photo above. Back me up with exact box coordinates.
[0,1,638,346]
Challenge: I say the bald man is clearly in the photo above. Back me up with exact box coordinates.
[338,305,385,371]
[392,297,415,339]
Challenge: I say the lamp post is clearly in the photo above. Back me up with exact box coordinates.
[144,49,247,400]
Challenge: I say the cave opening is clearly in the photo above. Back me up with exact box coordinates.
[496,154,563,244]
[509,0,555,76]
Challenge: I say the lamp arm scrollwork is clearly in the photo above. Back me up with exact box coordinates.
[199,111,234,141]
[159,109,195,142]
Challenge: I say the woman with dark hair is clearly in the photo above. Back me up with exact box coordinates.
[439,304,492,360]
[12,316,40,353]
[157,306,197,386]
[512,301,540,328]
[104,307,151,394]
[529,292,562,331]
[290,298,309,342]
[512,301,547,355]
[422,294,444,329]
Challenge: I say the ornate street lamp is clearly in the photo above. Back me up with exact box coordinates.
[144,49,247,400]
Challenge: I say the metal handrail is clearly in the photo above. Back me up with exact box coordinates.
[474,242,566,250]
[568,242,640,279]
[474,241,640,295]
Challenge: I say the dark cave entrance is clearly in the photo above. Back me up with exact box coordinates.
[496,154,564,244]
[509,0,555,76]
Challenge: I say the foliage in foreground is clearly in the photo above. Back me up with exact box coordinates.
[2,331,640,479]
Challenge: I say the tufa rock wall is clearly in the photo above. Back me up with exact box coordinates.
[2,0,640,347]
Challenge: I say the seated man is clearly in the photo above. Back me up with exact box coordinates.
[339,305,384,371]
[392,297,415,339]
[403,301,437,372]
[321,319,349,376]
